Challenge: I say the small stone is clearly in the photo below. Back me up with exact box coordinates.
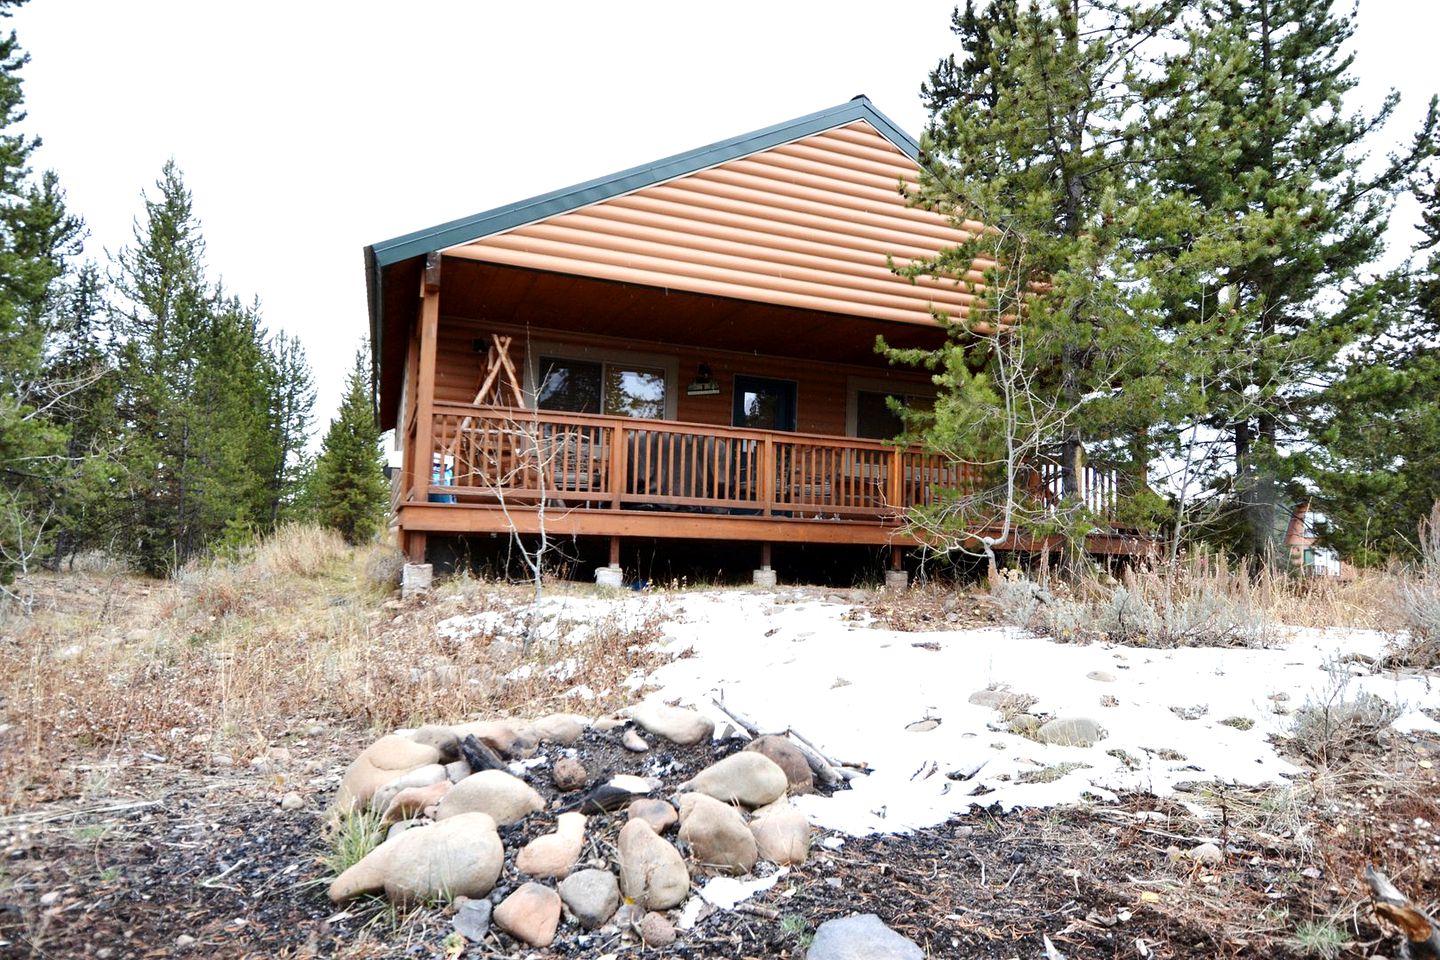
[435,769,545,825]
[329,811,504,904]
[381,780,451,824]
[175,934,196,949]
[453,897,492,941]
[1087,670,1117,683]
[530,713,587,745]
[679,792,758,874]
[1035,717,1106,747]
[969,688,1023,709]
[904,718,940,732]
[626,797,678,833]
[38,891,59,907]
[333,735,442,813]
[558,868,620,929]
[280,791,304,812]
[749,807,812,866]
[614,901,645,931]
[626,700,715,745]
[683,752,788,808]
[640,911,676,947]
[369,764,448,815]
[515,812,586,879]
[617,819,689,910]
[622,728,650,752]
[808,913,924,960]
[744,735,813,795]
[552,757,589,792]
[1188,842,1223,865]
[493,881,562,948]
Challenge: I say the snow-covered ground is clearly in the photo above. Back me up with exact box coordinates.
[446,589,1440,837]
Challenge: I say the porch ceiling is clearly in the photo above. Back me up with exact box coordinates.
[440,257,950,367]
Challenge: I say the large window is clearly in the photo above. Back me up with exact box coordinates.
[854,390,932,440]
[536,356,666,419]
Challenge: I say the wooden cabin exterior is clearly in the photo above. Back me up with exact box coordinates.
[365,98,1147,579]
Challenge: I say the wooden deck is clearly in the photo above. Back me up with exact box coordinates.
[393,403,1150,557]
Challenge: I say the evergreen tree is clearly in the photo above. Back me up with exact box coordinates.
[1154,0,1433,564]
[0,1,84,588]
[261,330,315,524]
[895,0,1189,564]
[1317,150,1440,562]
[310,348,388,544]
[108,162,308,572]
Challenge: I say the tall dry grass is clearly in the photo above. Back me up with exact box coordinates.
[990,552,1407,647]
[0,524,666,811]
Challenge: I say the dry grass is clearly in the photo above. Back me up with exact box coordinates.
[0,525,671,813]
[987,554,1411,648]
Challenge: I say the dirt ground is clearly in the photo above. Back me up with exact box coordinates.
[4,721,1439,959]
[3,561,1438,959]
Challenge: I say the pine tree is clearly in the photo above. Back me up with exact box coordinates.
[0,1,84,589]
[310,348,388,545]
[894,0,1189,565]
[1154,0,1432,564]
[108,163,306,572]
[1317,145,1440,562]
[260,330,315,524]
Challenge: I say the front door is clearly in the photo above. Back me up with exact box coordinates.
[732,376,797,432]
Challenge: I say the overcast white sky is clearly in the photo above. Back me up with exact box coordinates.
[10,1,1437,431]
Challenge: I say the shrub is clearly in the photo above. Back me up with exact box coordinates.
[1287,659,1400,766]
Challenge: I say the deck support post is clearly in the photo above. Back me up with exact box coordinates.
[595,535,624,588]
[752,542,777,588]
[884,543,908,590]
[400,253,441,569]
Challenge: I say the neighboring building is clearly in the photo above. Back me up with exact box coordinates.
[364,97,1147,580]
[1284,502,1348,577]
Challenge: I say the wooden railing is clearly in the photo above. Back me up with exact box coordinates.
[417,403,1119,524]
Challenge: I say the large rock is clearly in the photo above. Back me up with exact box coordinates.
[380,779,451,824]
[968,688,1024,710]
[334,736,442,813]
[617,819,689,910]
[626,700,714,745]
[409,724,460,761]
[807,913,924,960]
[529,713,587,745]
[515,812,586,879]
[435,770,545,825]
[749,806,812,866]
[557,868,620,929]
[370,764,448,817]
[678,793,757,875]
[449,719,538,758]
[627,797,678,834]
[1035,717,1106,747]
[328,812,503,904]
[743,736,813,795]
[493,881,562,948]
[684,752,787,808]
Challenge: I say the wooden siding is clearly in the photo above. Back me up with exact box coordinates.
[444,122,985,329]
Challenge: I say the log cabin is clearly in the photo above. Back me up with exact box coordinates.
[365,97,1147,584]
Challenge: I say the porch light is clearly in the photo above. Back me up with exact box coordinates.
[686,364,720,396]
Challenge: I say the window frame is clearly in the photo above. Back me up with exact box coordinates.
[524,341,679,421]
[845,375,937,441]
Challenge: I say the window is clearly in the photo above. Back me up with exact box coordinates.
[537,356,666,419]
[854,390,933,440]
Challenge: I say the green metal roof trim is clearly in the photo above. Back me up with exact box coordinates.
[366,96,920,268]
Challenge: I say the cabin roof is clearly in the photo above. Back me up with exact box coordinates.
[366,96,918,269]
[365,97,981,422]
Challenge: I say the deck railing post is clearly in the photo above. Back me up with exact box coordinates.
[610,422,626,509]
[761,435,775,516]
[887,446,904,519]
